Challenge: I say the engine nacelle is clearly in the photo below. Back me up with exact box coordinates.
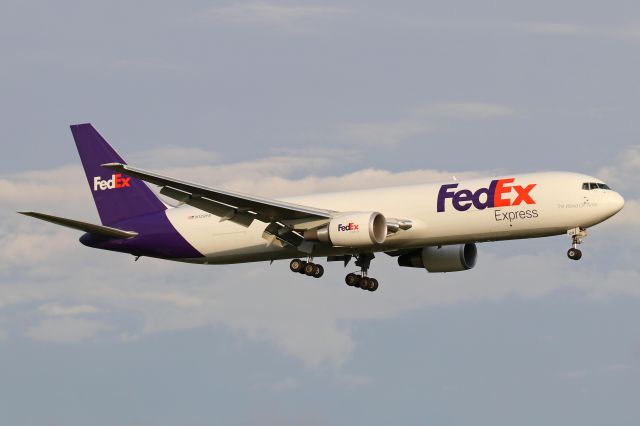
[306,212,387,247]
[398,244,477,272]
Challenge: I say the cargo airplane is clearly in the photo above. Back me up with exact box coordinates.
[20,124,625,292]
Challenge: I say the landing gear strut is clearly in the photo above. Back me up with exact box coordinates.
[344,253,379,292]
[567,227,587,260]
[290,258,324,278]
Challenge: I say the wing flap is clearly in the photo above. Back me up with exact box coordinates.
[160,186,257,227]
[18,212,138,239]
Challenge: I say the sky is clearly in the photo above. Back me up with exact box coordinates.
[1,1,640,425]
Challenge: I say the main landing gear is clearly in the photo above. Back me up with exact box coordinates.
[288,253,380,292]
[567,227,587,260]
[290,258,324,278]
[345,253,379,292]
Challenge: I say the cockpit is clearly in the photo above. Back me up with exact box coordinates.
[582,182,611,190]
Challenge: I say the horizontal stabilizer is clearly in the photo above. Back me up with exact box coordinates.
[18,211,138,239]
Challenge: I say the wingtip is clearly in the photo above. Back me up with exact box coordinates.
[101,162,125,169]
[70,123,92,129]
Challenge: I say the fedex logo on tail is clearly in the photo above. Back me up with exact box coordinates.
[437,178,536,212]
[93,174,131,191]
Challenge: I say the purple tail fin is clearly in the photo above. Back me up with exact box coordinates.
[70,123,166,225]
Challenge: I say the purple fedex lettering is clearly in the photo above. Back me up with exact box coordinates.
[472,181,496,210]
[437,178,536,212]
[437,184,458,212]
[452,189,473,211]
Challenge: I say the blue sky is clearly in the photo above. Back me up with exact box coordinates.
[1,1,640,425]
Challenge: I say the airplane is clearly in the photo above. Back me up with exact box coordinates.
[19,124,625,292]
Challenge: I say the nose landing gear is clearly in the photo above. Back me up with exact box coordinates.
[567,227,587,260]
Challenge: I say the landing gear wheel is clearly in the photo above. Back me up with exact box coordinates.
[368,278,379,292]
[345,273,359,286]
[289,259,303,273]
[353,276,362,288]
[312,264,324,278]
[360,278,371,290]
[298,261,308,273]
[304,262,316,276]
[567,248,582,260]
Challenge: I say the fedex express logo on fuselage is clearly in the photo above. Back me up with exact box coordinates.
[437,178,536,212]
[93,174,131,191]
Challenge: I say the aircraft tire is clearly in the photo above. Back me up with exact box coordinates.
[313,264,324,278]
[298,261,308,273]
[345,273,359,286]
[360,277,371,290]
[368,278,379,292]
[290,259,303,273]
[567,248,582,260]
[304,262,316,276]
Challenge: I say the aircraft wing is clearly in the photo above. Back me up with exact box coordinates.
[101,163,335,230]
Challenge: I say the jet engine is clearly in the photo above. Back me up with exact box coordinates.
[305,212,387,247]
[397,244,477,272]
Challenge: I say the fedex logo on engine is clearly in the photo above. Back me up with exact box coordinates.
[93,174,131,191]
[338,222,360,232]
[437,178,536,212]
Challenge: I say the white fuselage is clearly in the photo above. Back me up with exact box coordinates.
[164,172,624,264]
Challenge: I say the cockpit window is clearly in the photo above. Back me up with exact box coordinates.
[582,182,612,190]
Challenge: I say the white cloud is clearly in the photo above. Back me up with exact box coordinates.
[342,121,431,147]
[596,145,640,192]
[26,317,109,343]
[0,165,93,216]
[0,318,7,342]
[342,102,517,146]
[0,229,78,273]
[37,303,100,317]
[202,2,349,25]
[599,199,640,229]
[560,369,588,381]
[334,373,373,389]
[419,102,518,119]
[516,22,640,41]
[517,22,589,36]
[130,146,220,168]
[605,363,634,373]
[269,376,300,392]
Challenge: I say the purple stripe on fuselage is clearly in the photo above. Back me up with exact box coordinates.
[80,210,203,259]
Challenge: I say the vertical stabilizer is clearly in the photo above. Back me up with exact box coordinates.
[70,123,166,225]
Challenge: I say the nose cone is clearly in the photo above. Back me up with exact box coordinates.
[607,191,625,215]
